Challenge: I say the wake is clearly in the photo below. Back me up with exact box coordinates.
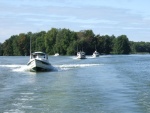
[0,63,102,72]
[56,64,101,71]
[0,65,29,72]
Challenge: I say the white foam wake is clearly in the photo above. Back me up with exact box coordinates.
[58,64,100,68]
[12,65,29,72]
[0,64,29,72]
[55,64,101,71]
[0,64,101,72]
[0,64,21,68]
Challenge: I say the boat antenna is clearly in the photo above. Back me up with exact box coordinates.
[95,45,97,51]
[30,36,32,58]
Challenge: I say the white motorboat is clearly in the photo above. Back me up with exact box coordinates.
[92,50,99,57]
[27,52,54,72]
[54,53,59,56]
[77,51,86,59]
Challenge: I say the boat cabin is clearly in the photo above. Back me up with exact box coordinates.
[31,52,48,60]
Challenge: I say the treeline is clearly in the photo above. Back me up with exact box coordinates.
[0,28,150,56]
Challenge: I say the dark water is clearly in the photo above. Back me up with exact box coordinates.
[0,55,150,113]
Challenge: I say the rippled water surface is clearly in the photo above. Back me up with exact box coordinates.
[0,55,150,113]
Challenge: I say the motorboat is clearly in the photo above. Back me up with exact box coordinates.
[77,51,86,59]
[54,53,59,56]
[27,52,54,72]
[92,50,99,57]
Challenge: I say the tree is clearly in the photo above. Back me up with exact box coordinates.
[77,30,95,55]
[12,36,20,55]
[102,35,114,54]
[0,43,3,56]
[2,37,14,55]
[45,28,58,54]
[113,35,131,54]
[3,28,149,56]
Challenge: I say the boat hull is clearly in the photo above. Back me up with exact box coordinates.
[27,59,53,72]
[77,52,86,59]
[92,51,99,57]
[77,55,86,59]
[92,54,99,57]
[54,53,59,56]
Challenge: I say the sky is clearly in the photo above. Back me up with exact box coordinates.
[0,0,150,43]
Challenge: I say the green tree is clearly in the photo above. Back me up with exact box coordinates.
[54,28,76,55]
[3,28,147,56]
[0,43,3,56]
[77,30,95,55]
[45,28,58,54]
[113,35,131,54]
[102,35,114,54]
[2,37,14,55]
[12,35,20,55]
[17,33,29,55]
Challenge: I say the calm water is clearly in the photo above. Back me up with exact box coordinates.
[0,55,150,113]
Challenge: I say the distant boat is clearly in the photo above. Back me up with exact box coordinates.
[27,52,54,72]
[92,45,99,57]
[54,53,59,56]
[77,51,86,59]
[76,46,86,59]
[92,50,99,57]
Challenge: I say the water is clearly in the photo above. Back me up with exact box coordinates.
[0,55,150,113]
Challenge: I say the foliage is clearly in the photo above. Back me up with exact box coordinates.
[0,28,149,56]
[113,35,131,54]
[130,41,150,53]
[0,43,3,56]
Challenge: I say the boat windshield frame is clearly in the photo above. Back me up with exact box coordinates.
[31,52,48,59]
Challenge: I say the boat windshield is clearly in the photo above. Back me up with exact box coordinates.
[32,53,48,59]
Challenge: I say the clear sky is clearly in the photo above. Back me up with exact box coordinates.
[0,0,150,43]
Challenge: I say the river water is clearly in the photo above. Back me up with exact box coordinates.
[0,55,150,113]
